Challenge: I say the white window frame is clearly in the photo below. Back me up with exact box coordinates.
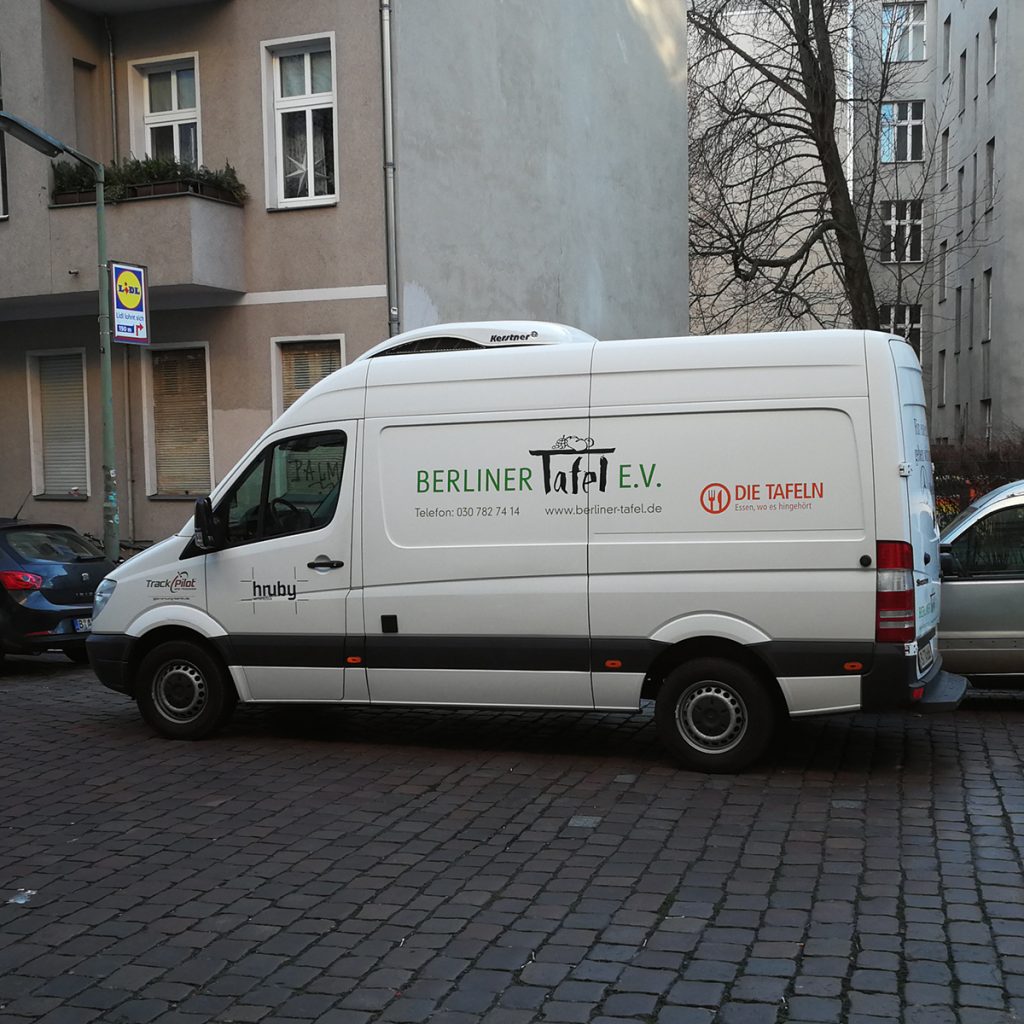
[140,343,214,497]
[880,100,925,163]
[271,334,346,418]
[260,32,338,210]
[881,200,923,263]
[879,303,922,355]
[26,349,91,498]
[127,53,202,165]
[883,3,926,62]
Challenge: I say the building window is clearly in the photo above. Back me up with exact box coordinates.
[957,166,965,231]
[973,32,980,100]
[881,101,924,162]
[969,277,976,349]
[938,349,947,407]
[130,56,200,165]
[883,3,925,61]
[954,287,963,354]
[983,268,993,341]
[262,34,337,208]
[942,16,952,78]
[959,50,967,113]
[982,399,993,447]
[0,56,8,218]
[971,152,978,224]
[985,138,996,209]
[989,9,998,78]
[273,336,344,417]
[146,347,211,496]
[941,129,950,187]
[938,241,948,302]
[881,200,922,263]
[879,303,922,356]
[27,352,89,498]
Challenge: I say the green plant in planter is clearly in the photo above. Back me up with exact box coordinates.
[52,156,248,204]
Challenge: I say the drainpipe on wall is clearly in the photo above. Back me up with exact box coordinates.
[380,0,400,336]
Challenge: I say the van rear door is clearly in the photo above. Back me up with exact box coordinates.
[890,339,941,674]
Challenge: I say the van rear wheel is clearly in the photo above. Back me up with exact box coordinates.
[137,641,236,740]
[655,657,777,772]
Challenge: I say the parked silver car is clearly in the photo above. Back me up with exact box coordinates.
[940,480,1024,677]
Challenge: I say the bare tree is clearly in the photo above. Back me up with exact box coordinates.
[688,0,983,339]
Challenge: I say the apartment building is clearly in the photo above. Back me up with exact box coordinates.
[865,0,1009,443]
[0,0,689,547]
[927,0,1007,444]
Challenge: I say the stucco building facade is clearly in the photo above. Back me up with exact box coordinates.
[0,0,688,548]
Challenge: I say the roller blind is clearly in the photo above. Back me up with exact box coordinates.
[38,353,88,496]
[281,340,341,410]
[152,349,210,495]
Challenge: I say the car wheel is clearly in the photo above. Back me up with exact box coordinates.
[65,645,90,665]
[136,641,237,740]
[655,657,778,773]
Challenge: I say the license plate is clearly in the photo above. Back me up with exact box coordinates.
[918,638,935,673]
[73,617,92,633]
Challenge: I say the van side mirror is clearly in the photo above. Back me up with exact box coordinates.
[193,497,225,551]
[939,542,962,578]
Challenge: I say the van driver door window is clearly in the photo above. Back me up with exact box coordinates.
[205,426,355,701]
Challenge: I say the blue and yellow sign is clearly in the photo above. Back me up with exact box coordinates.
[110,261,150,344]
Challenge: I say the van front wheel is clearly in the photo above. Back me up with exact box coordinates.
[137,641,236,740]
[655,657,777,772]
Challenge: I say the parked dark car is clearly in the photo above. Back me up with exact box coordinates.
[939,480,1024,679]
[0,521,116,664]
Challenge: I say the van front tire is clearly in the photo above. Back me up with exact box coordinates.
[137,641,236,740]
[655,657,777,773]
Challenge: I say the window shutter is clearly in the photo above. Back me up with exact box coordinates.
[152,349,210,494]
[39,354,88,495]
[281,340,341,410]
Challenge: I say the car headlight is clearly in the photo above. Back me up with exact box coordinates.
[93,578,117,619]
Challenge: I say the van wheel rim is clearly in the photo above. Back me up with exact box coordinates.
[677,683,746,752]
[153,661,208,723]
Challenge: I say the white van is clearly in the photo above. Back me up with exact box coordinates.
[88,322,966,771]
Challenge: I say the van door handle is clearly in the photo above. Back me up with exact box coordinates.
[307,557,345,570]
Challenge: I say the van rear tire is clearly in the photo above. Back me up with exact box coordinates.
[655,657,777,773]
[137,641,236,740]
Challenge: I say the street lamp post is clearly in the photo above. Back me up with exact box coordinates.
[0,111,119,561]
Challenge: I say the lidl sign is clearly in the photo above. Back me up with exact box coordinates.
[110,261,150,344]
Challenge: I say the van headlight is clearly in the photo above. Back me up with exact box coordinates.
[93,578,117,619]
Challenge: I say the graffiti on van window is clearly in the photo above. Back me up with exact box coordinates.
[286,457,343,492]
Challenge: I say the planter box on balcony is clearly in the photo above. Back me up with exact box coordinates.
[52,180,241,206]
[52,189,98,205]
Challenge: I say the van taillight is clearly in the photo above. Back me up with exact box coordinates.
[876,540,915,643]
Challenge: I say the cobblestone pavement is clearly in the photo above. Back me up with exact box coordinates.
[2,656,1024,1024]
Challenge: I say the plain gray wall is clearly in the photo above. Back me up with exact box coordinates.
[391,0,689,340]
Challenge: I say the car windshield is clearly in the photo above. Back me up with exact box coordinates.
[941,502,984,541]
[3,528,104,562]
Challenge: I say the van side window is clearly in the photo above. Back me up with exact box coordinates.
[950,504,1024,575]
[218,431,347,546]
